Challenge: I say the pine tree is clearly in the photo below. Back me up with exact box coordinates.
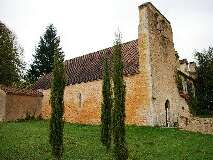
[101,55,112,150]
[27,24,62,83]
[0,21,24,85]
[112,33,128,160]
[49,49,65,160]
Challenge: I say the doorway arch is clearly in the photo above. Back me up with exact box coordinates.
[165,99,170,127]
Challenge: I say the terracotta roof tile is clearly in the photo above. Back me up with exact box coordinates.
[32,39,139,90]
[0,85,43,97]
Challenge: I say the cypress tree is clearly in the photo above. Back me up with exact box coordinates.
[49,49,65,160]
[112,33,128,160]
[101,55,112,150]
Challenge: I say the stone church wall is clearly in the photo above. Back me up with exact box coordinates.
[42,73,152,125]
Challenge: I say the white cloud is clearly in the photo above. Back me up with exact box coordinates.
[0,0,212,65]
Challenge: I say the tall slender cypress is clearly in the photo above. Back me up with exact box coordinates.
[49,50,65,160]
[101,55,112,150]
[112,34,128,160]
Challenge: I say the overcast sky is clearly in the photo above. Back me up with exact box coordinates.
[0,0,212,65]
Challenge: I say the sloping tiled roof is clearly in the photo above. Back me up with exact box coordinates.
[0,85,43,97]
[32,39,139,90]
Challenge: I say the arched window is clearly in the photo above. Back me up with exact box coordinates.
[165,99,170,127]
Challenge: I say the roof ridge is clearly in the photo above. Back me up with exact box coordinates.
[65,39,138,63]
[0,85,43,97]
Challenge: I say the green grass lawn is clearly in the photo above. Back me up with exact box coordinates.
[0,120,212,160]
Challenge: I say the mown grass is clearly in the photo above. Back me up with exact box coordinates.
[0,120,212,160]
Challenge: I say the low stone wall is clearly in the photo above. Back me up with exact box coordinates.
[179,116,213,134]
[5,95,43,121]
[0,89,6,121]
[0,87,43,122]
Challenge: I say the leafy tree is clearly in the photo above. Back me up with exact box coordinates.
[194,47,213,115]
[27,24,62,83]
[49,49,65,160]
[101,55,112,150]
[112,33,128,160]
[0,21,24,85]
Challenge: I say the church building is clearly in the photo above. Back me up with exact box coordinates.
[33,2,195,126]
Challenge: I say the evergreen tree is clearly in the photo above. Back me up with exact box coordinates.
[112,33,128,160]
[27,24,62,83]
[101,55,112,150]
[49,49,65,160]
[0,21,24,86]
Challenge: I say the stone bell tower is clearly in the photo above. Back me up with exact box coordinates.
[138,2,187,126]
